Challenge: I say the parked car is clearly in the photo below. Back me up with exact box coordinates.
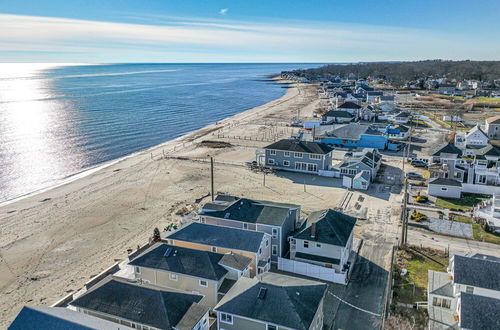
[411,160,427,168]
[407,172,424,180]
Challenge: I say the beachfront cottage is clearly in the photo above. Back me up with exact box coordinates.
[259,139,334,174]
[129,243,251,307]
[198,195,300,264]
[70,277,210,330]
[214,272,327,330]
[290,209,356,273]
[336,101,362,116]
[334,149,382,185]
[165,222,271,276]
[312,123,388,150]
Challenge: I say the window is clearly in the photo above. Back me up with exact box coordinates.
[272,245,278,256]
[309,154,321,160]
[211,246,217,253]
[220,313,233,324]
[268,159,275,165]
[199,280,208,287]
[170,273,178,281]
[294,152,303,158]
[269,150,276,155]
[441,187,448,191]
[466,286,474,294]
[266,239,269,247]
[316,243,321,248]
[284,151,290,157]
[243,223,248,230]
[433,297,451,309]
[304,241,309,248]
[307,163,318,172]
[259,247,262,255]
[283,160,290,166]
[135,266,141,274]
[267,325,277,330]
[272,228,278,239]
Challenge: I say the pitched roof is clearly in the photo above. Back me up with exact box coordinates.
[465,124,488,139]
[201,197,298,226]
[354,170,370,182]
[460,293,500,330]
[324,110,354,118]
[9,306,126,330]
[215,273,327,330]
[264,139,333,154]
[428,177,462,187]
[293,209,356,246]
[452,254,500,291]
[337,101,361,109]
[70,278,207,330]
[328,123,382,140]
[380,95,395,101]
[429,142,463,156]
[219,253,252,271]
[168,223,265,253]
[476,144,500,157]
[367,91,383,96]
[486,115,500,125]
[129,243,228,281]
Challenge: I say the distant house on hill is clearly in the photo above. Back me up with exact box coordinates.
[323,110,355,123]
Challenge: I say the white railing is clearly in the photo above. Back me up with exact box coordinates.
[278,257,347,285]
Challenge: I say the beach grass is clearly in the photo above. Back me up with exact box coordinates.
[435,193,488,211]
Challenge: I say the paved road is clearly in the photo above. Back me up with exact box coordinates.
[408,227,500,257]
[331,194,400,330]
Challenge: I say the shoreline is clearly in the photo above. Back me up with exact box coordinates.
[0,76,290,208]
[0,77,316,327]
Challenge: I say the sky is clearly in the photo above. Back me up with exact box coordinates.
[1,0,499,63]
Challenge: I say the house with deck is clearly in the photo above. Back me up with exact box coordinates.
[166,223,271,276]
[259,139,334,175]
[214,273,327,330]
[70,277,210,330]
[129,243,251,307]
[473,194,500,233]
[290,209,356,273]
[334,148,382,185]
[312,123,388,150]
[427,253,500,330]
[198,195,300,263]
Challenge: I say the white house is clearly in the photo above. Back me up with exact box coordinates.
[290,209,356,273]
[428,177,462,199]
[427,253,500,330]
[485,115,500,140]
[473,194,500,233]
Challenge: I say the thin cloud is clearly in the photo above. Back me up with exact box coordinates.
[219,8,228,15]
[0,14,497,62]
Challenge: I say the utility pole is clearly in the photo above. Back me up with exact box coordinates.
[263,171,266,187]
[210,156,215,201]
[401,175,409,246]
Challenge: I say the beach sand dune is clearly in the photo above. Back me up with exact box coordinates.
[0,80,342,326]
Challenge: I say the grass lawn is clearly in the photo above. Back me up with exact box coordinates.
[393,247,447,304]
[409,119,430,128]
[473,97,500,103]
[435,193,489,211]
[452,216,500,245]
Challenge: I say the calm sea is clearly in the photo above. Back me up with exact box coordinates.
[0,63,320,202]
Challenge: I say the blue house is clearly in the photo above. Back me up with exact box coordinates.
[313,123,388,150]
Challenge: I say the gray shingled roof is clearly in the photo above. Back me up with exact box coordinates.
[9,306,125,330]
[476,144,500,157]
[460,293,500,330]
[293,209,356,247]
[324,110,354,118]
[70,278,207,330]
[129,243,228,281]
[337,101,361,109]
[201,197,298,226]
[328,123,382,140]
[265,139,333,154]
[215,274,327,330]
[219,253,252,271]
[168,223,265,253]
[453,254,500,291]
[428,177,462,187]
[429,142,463,157]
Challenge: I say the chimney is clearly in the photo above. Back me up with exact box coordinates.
[310,222,316,239]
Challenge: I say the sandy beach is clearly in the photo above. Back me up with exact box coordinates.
[0,79,340,326]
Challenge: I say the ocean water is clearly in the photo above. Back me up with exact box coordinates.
[0,63,319,202]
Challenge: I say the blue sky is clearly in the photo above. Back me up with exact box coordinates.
[1,0,499,63]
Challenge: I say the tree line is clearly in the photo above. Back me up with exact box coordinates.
[289,60,500,86]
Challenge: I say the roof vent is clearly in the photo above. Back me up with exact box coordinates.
[224,212,230,219]
[296,291,300,296]
[310,222,317,239]
[164,247,173,258]
[258,287,267,299]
